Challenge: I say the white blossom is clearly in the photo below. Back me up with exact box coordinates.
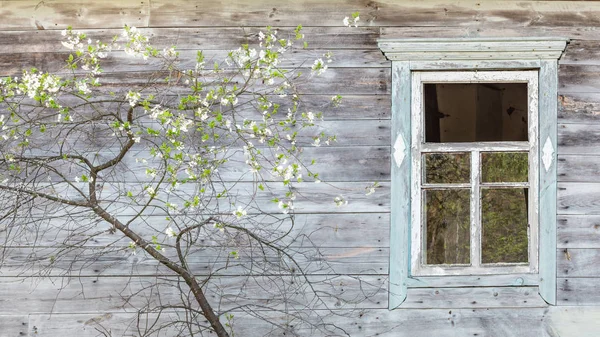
[165,227,177,237]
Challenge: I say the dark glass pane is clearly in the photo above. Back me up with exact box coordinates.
[481,188,528,264]
[424,153,470,184]
[481,152,528,183]
[425,189,470,265]
[424,83,528,142]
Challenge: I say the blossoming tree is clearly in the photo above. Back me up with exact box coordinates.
[0,15,376,337]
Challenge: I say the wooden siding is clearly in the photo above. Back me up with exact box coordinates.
[0,0,599,336]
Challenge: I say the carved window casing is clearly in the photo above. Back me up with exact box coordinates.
[378,38,568,308]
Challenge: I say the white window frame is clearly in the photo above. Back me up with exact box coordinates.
[410,70,539,276]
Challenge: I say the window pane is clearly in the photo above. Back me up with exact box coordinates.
[481,152,528,183]
[481,188,528,264]
[424,152,471,184]
[424,83,528,142]
[425,189,470,265]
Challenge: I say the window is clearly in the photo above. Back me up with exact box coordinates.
[378,38,568,309]
[411,71,538,276]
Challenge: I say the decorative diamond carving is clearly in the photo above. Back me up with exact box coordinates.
[542,136,554,172]
[393,135,406,168]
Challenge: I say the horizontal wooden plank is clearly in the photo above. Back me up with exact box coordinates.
[0,212,390,248]
[0,1,598,30]
[0,315,28,336]
[0,274,387,314]
[558,182,600,215]
[382,25,600,41]
[0,27,381,53]
[146,1,600,28]
[558,123,600,155]
[559,65,600,93]
[0,0,150,30]
[558,248,600,277]
[77,146,391,183]
[547,306,600,337]
[81,67,390,96]
[402,286,546,309]
[558,277,600,305]
[558,155,600,182]
[0,246,389,277]
[558,215,600,248]
[23,307,556,337]
[0,49,388,75]
[558,93,600,124]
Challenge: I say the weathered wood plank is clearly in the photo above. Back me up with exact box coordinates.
[558,215,600,248]
[0,315,28,336]
[547,306,600,337]
[558,93,600,124]
[0,49,388,75]
[389,61,410,309]
[0,212,390,248]
[539,59,558,305]
[382,25,600,41]
[559,65,600,93]
[0,0,150,30]
[0,247,389,277]
[557,123,600,155]
[146,1,600,28]
[0,275,387,314]
[558,278,600,305]
[0,27,381,53]
[558,182,600,215]
[403,286,547,309]
[24,308,555,337]
[558,155,600,182]
[82,68,390,96]
[558,248,600,277]
[88,146,390,183]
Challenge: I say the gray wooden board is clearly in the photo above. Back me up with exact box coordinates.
[0,0,150,30]
[558,123,600,154]
[558,248,600,277]
[559,65,600,93]
[0,93,390,120]
[73,68,391,96]
[558,278,600,305]
[382,25,600,41]
[0,213,390,248]
[402,286,547,309]
[559,93,600,124]
[0,274,388,314]
[146,1,600,28]
[16,307,560,337]
[0,27,381,52]
[0,180,391,216]
[0,246,389,277]
[0,49,388,74]
[24,145,390,183]
[558,215,600,249]
[0,1,598,29]
[0,315,28,337]
[558,155,600,182]
[558,182,600,215]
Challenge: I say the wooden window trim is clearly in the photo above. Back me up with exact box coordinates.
[378,38,568,309]
[410,70,539,277]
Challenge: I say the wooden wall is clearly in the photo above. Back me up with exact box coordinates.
[1,1,600,336]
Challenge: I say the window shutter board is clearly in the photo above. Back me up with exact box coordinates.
[389,61,411,309]
[538,60,559,305]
